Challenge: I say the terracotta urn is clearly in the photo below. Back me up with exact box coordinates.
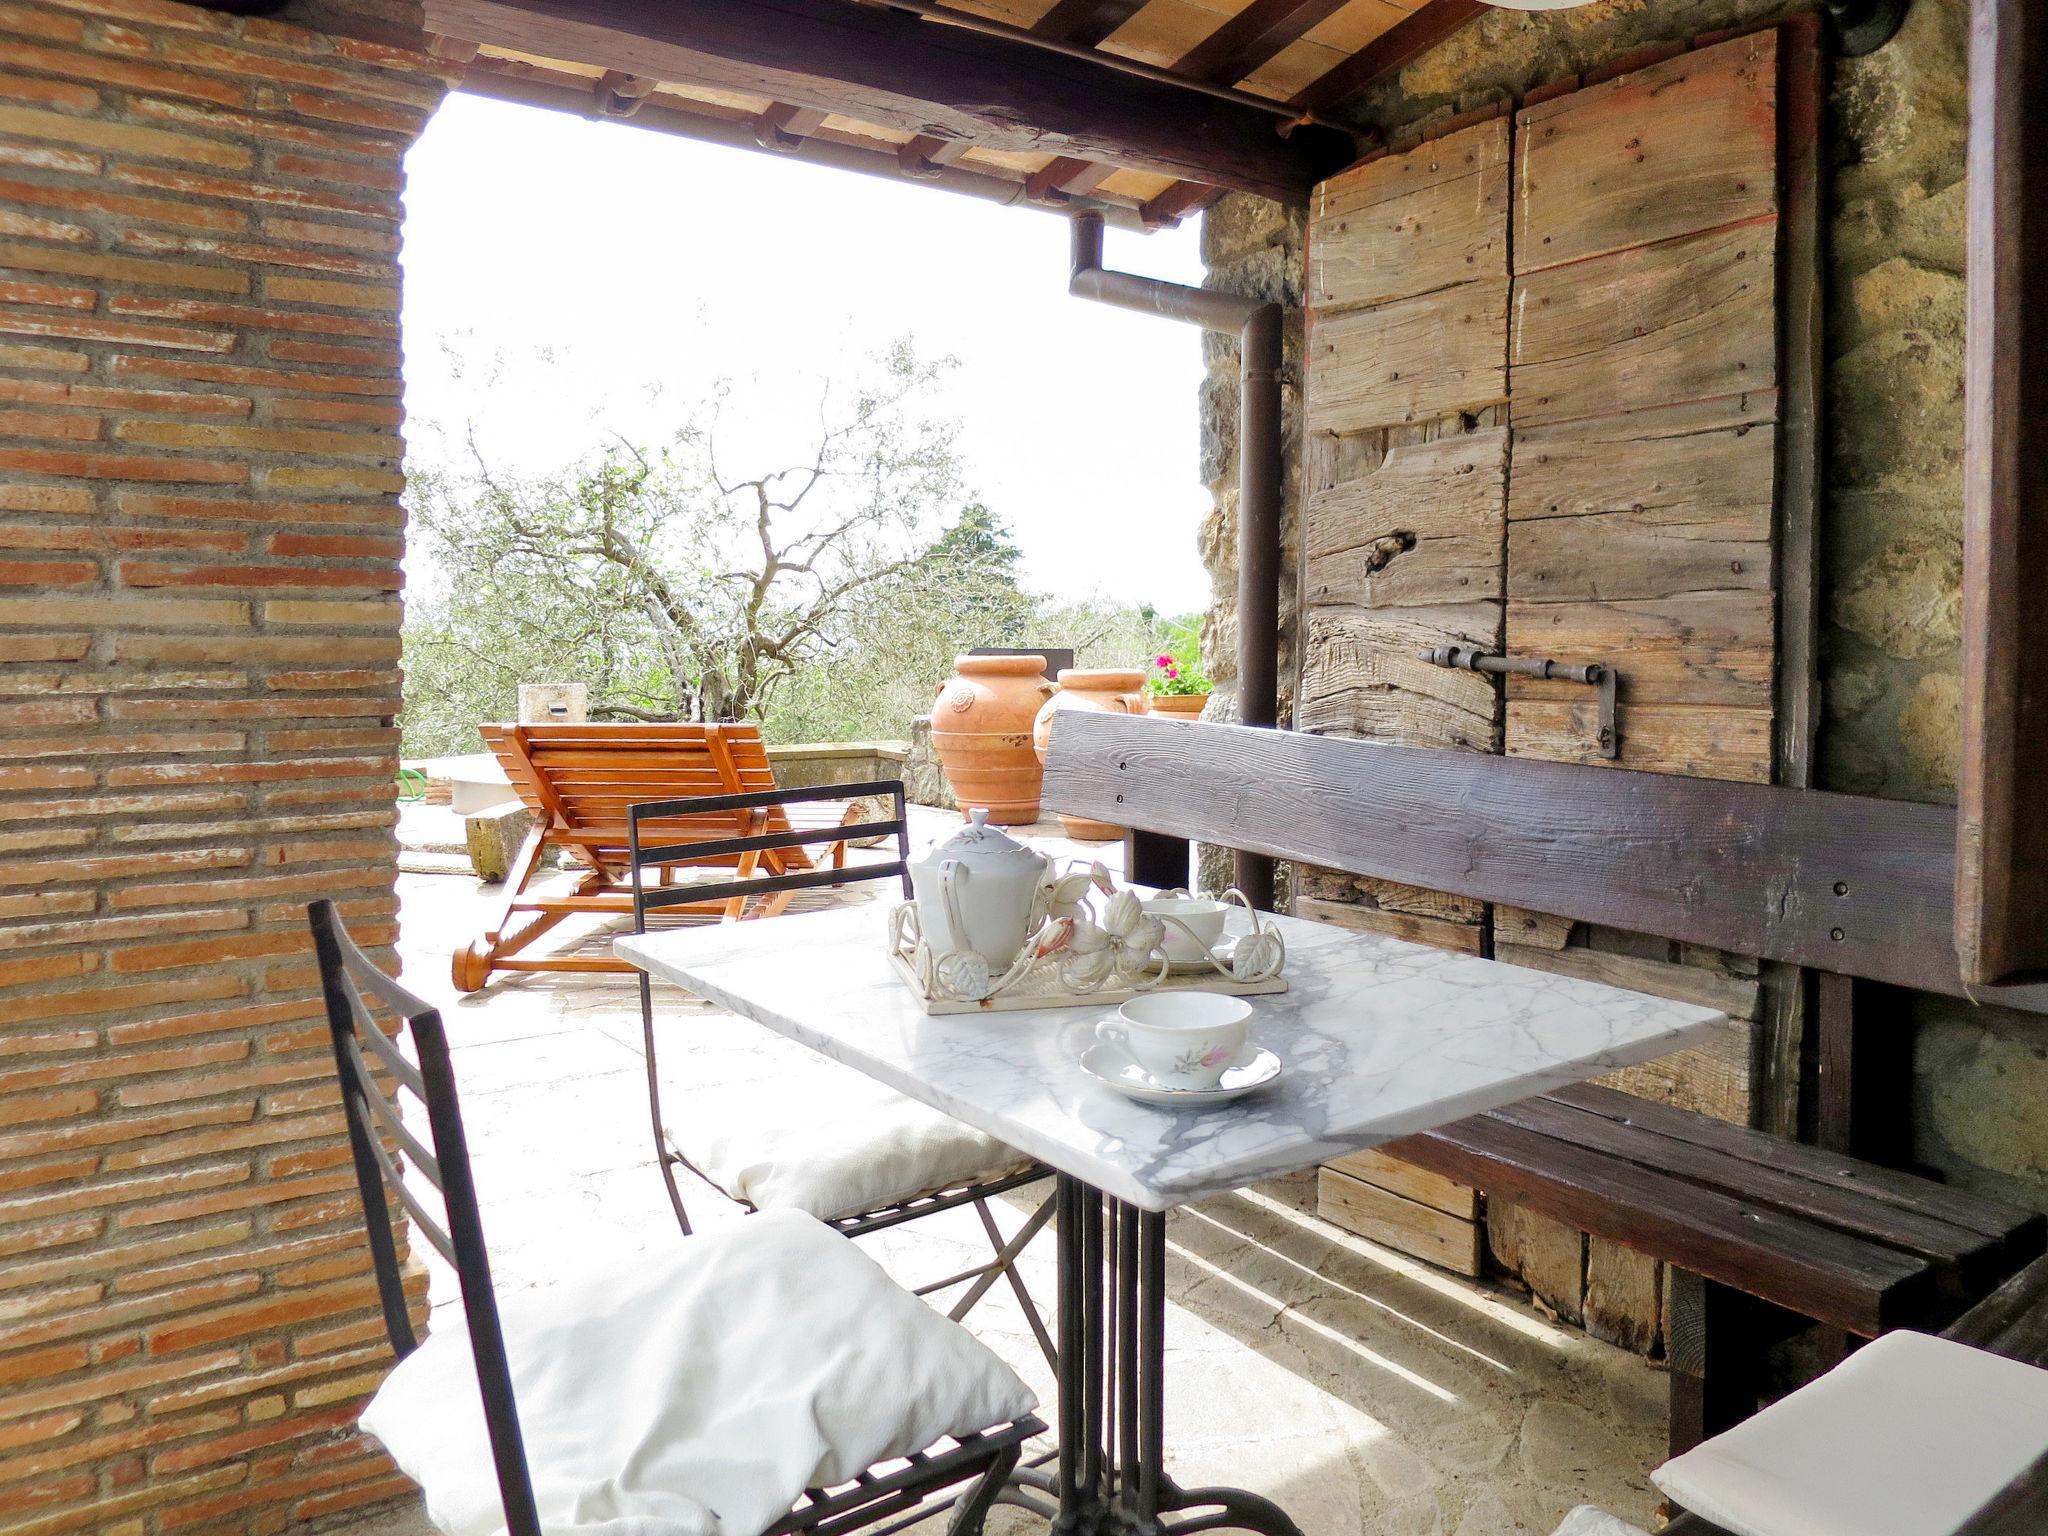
[929,654,1053,825]
[1032,669,1148,841]
[1145,692,1210,723]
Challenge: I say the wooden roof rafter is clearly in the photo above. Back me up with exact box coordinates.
[425,0,1355,203]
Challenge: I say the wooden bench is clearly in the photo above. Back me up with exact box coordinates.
[1036,712,2048,1458]
[1664,1253,2048,1536]
[1387,1081,2044,1454]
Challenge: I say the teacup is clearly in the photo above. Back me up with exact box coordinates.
[1141,896,1230,966]
[1096,992,1251,1091]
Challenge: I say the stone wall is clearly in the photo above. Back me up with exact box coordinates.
[0,2,454,1530]
[1196,0,2045,1211]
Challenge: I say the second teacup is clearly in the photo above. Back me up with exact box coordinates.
[1141,896,1230,966]
[1095,992,1251,1091]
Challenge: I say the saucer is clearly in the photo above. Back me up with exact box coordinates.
[1081,1040,1283,1107]
[1163,937,1242,974]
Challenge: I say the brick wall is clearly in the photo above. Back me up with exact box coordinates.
[0,3,453,1532]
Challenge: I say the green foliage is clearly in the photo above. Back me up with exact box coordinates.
[400,348,1192,756]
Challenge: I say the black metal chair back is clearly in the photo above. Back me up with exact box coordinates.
[308,900,542,1536]
[626,779,913,927]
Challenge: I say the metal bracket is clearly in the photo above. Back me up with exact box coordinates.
[1418,645,1620,760]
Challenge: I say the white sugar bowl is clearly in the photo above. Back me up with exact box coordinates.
[907,809,1054,976]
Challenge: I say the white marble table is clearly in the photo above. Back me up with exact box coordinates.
[615,902,1725,1214]
[618,901,1724,1536]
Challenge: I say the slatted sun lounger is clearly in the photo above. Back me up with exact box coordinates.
[451,722,862,992]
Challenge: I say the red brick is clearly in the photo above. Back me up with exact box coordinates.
[0,971,246,1026]
[109,295,397,342]
[266,396,401,427]
[0,376,252,416]
[161,38,441,110]
[125,97,401,161]
[109,356,399,397]
[0,558,95,585]
[0,343,89,376]
[0,40,245,108]
[110,931,302,973]
[119,227,393,280]
[0,730,246,761]
[0,240,250,296]
[0,847,250,890]
[264,335,395,367]
[112,165,396,222]
[0,447,245,482]
[0,72,99,112]
[115,419,393,456]
[0,314,235,355]
[0,276,95,309]
[0,410,97,441]
[119,561,399,591]
[0,173,248,234]
[0,101,252,170]
[251,87,426,137]
[0,207,92,245]
[269,153,402,194]
[0,141,99,175]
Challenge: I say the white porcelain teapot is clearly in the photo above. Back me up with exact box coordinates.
[908,809,1054,975]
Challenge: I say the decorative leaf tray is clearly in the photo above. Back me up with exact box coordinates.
[886,949,1288,1016]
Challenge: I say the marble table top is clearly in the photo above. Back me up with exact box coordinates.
[616,904,1726,1212]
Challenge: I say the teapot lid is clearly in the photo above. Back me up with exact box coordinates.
[923,808,1044,869]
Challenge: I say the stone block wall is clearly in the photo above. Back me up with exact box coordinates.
[1197,0,2045,1212]
[0,3,452,1531]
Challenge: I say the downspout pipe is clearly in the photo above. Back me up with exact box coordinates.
[1068,210,1284,910]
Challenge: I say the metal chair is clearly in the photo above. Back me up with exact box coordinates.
[629,780,1058,1369]
[308,898,1040,1536]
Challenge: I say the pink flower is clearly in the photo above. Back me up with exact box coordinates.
[1156,655,1173,668]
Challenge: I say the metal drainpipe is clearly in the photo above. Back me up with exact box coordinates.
[1068,210,1284,910]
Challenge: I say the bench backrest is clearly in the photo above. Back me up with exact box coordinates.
[1038,712,2048,1014]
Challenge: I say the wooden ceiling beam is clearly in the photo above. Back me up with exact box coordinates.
[1174,0,1352,85]
[754,101,828,150]
[1289,0,1485,114]
[1031,0,1357,217]
[425,0,1345,202]
[460,54,1160,229]
[1028,0,1150,48]
[897,132,971,179]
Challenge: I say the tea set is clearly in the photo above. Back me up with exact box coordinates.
[892,810,1287,1109]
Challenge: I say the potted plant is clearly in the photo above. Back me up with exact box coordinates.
[1145,628,1210,721]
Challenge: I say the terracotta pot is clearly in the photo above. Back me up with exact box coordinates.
[1033,669,1148,841]
[1146,692,1210,722]
[930,654,1053,825]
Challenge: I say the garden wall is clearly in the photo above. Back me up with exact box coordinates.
[1195,0,2044,1212]
[0,2,453,1531]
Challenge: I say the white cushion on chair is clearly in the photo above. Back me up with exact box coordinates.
[1651,1330,2048,1536]
[670,1068,1034,1223]
[361,1209,1037,1536]
[1549,1509,1649,1536]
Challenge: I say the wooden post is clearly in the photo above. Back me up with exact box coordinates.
[1957,0,2048,984]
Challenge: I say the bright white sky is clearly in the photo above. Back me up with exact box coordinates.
[398,91,1215,614]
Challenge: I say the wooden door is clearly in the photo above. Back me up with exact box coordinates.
[1504,33,1782,782]
[1297,116,1512,953]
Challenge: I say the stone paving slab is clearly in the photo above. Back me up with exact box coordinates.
[326,816,1671,1536]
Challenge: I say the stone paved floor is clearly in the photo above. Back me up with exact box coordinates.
[333,808,1670,1536]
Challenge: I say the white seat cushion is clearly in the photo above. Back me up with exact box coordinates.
[1652,1330,2048,1536]
[360,1209,1037,1536]
[669,1068,1034,1222]
[1550,1509,1650,1536]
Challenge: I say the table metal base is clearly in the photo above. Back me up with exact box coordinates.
[1003,1174,1304,1536]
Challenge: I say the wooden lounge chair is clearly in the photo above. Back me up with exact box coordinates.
[451,722,862,992]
